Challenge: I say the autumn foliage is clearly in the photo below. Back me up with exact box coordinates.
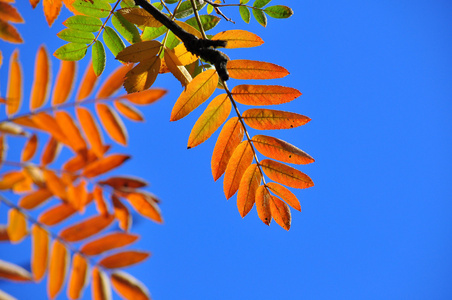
[0,0,313,299]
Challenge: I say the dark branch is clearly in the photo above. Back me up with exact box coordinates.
[134,0,229,81]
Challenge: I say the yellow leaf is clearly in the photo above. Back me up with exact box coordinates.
[116,40,161,63]
[163,47,192,87]
[99,251,150,269]
[92,267,112,300]
[212,30,264,48]
[30,45,51,110]
[67,253,89,300]
[31,225,49,282]
[187,93,230,149]
[123,56,161,93]
[237,164,262,218]
[6,49,22,116]
[227,59,289,80]
[173,43,198,66]
[43,169,67,200]
[255,185,271,225]
[7,208,27,243]
[170,69,218,121]
[223,141,254,199]
[21,133,37,162]
[118,7,162,27]
[81,232,139,256]
[114,100,144,122]
[82,154,130,178]
[252,135,314,165]
[51,60,76,106]
[118,88,166,105]
[76,107,105,158]
[231,85,301,105]
[270,195,291,230]
[96,103,128,145]
[48,240,69,299]
[59,214,114,242]
[111,271,150,300]
[76,61,98,101]
[0,259,32,282]
[260,159,314,189]
[242,108,311,130]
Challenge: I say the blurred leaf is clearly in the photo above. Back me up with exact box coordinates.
[76,62,99,101]
[111,271,150,300]
[76,107,105,158]
[113,101,144,122]
[38,203,77,226]
[48,240,69,299]
[0,259,32,282]
[82,154,130,178]
[31,225,49,282]
[7,208,28,243]
[19,188,52,210]
[126,192,163,224]
[96,64,133,98]
[67,253,89,300]
[118,88,166,105]
[6,49,22,116]
[30,45,50,110]
[59,214,114,242]
[99,251,150,269]
[96,103,128,145]
[112,195,131,231]
[81,232,139,256]
[0,19,23,43]
[92,267,112,300]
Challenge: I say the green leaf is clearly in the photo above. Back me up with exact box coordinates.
[253,0,271,8]
[239,6,250,24]
[185,15,221,32]
[54,43,88,61]
[112,12,141,44]
[164,0,179,3]
[92,41,106,76]
[63,15,103,32]
[240,0,250,4]
[165,31,181,50]
[57,28,94,44]
[174,0,207,19]
[103,26,125,57]
[72,0,111,18]
[120,0,136,8]
[141,26,166,41]
[264,5,293,18]
[207,4,213,14]
[252,8,267,27]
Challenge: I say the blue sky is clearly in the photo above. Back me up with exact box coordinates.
[1,1,451,299]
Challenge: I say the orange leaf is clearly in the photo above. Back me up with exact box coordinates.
[0,225,8,241]
[0,3,24,23]
[112,195,131,231]
[67,253,89,300]
[0,121,26,136]
[31,224,49,282]
[7,208,27,243]
[99,176,147,190]
[96,64,133,99]
[126,192,162,224]
[211,117,244,181]
[164,47,192,87]
[59,214,114,242]
[242,108,311,130]
[187,93,231,149]
[212,30,264,48]
[170,69,218,121]
[67,179,89,212]
[0,19,23,43]
[43,169,67,200]
[223,141,254,199]
[114,101,144,122]
[6,49,22,116]
[227,60,289,80]
[32,112,69,144]
[30,0,40,9]
[63,146,110,173]
[231,85,301,105]
[270,195,291,230]
[173,43,198,66]
[252,135,314,165]
[0,135,4,164]
[111,271,150,300]
[255,185,271,225]
[39,203,77,226]
[93,185,109,216]
[41,137,61,166]
[118,7,161,27]
[48,239,69,299]
[116,40,161,63]
[266,182,301,212]
[0,259,32,282]
[55,110,88,156]
[76,61,98,101]
[237,164,262,218]
[23,165,45,188]
[260,159,314,189]
[99,251,150,269]
[43,0,62,26]
[81,232,139,256]
[30,45,50,110]
[96,103,128,145]
[0,170,25,190]
[21,133,38,162]
[19,188,53,210]
[82,154,130,178]
[123,56,161,93]
[13,116,39,129]
[92,267,112,300]
[118,88,166,105]
[51,60,76,106]
[76,107,105,158]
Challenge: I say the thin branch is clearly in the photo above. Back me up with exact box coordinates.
[203,0,235,23]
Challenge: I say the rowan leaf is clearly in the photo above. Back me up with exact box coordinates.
[52,60,76,106]
[7,208,27,243]
[38,203,77,226]
[237,164,262,218]
[67,253,89,300]
[253,0,271,8]
[253,135,314,165]
[112,11,141,44]
[81,232,139,256]
[266,182,301,212]
[123,56,161,93]
[112,195,131,231]
[19,188,53,210]
[170,69,218,121]
[57,28,95,43]
[54,42,88,61]
[0,2,24,23]
[164,47,192,87]
[185,15,220,32]
[67,179,89,212]
[76,62,98,101]
[43,0,62,26]
[141,25,166,41]
[173,43,198,66]
[63,15,103,32]
[103,26,125,58]
[55,110,88,155]
[0,19,23,43]
[187,94,231,149]
[48,240,69,299]
[0,259,32,282]
[76,107,105,158]
[270,195,291,230]
[99,251,150,269]
[212,30,264,48]
[82,154,130,178]
[223,141,254,199]
[264,5,293,19]
[72,0,111,18]
[63,146,110,172]
[116,40,161,63]
[239,6,250,23]
[6,49,22,116]
[231,85,301,105]
[118,7,162,27]
[30,45,50,110]
[260,159,314,189]
[96,103,128,145]
[31,112,68,144]
[114,101,144,122]
[96,64,133,98]
[0,121,26,136]
[111,271,150,300]
[252,8,267,27]
[31,225,49,282]
[211,117,244,181]
[93,185,109,215]
[43,170,66,201]
[92,267,112,300]
[118,88,167,105]
[0,171,25,190]
[92,40,106,76]
[165,20,202,50]
[59,214,114,242]
[227,60,289,80]
[126,192,163,223]
[242,108,310,130]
